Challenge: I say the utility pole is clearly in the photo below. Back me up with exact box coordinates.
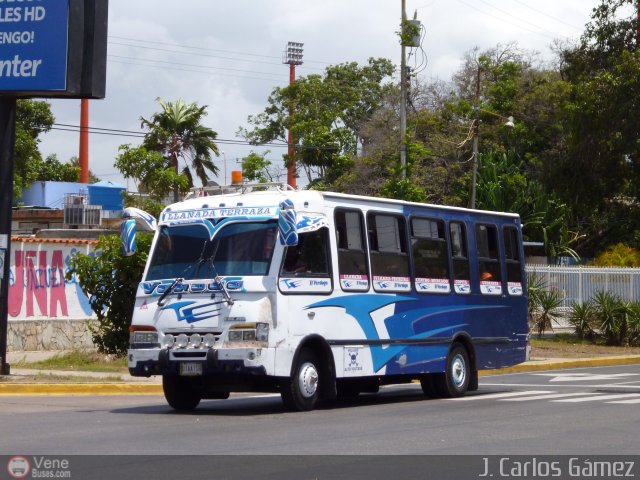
[79,99,89,183]
[399,0,408,179]
[283,42,304,189]
[469,63,481,210]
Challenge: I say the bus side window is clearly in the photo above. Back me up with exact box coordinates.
[449,221,471,294]
[282,228,330,276]
[411,217,451,294]
[504,225,524,295]
[367,213,411,292]
[476,223,502,295]
[335,209,369,291]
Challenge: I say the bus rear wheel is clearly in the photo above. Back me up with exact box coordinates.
[163,375,202,411]
[281,349,321,411]
[434,343,470,398]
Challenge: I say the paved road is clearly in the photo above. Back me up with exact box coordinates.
[1,364,638,455]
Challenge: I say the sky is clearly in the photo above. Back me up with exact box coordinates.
[37,0,601,190]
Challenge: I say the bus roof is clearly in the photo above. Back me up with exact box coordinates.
[164,188,520,220]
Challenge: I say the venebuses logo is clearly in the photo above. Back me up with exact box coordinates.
[7,456,30,479]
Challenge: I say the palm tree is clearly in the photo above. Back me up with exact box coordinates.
[141,98,220,201]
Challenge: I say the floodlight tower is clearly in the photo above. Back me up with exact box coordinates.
[283,41,304,189]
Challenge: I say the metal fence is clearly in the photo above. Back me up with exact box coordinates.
[526,265,640,308]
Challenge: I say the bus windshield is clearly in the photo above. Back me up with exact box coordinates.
[146,220,278,280]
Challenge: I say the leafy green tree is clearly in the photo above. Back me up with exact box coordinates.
[379,137,427,202]
[553,0,640,251]
[241,58,394,185]
[241,151,281,183]
[66,234,152,354]
[14,99,55,201]
[115,144,190,216]
[67,156,101,183]
[33,154,80,182]
[141,98,220,201]
[474,151,578,260]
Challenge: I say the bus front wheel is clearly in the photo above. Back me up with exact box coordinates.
[163,375,202,411]
[435,343,470,398]
[281,349,321,411]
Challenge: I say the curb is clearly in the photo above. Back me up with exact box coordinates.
[1,356,639,395]
[0,383,162,396]
[480,355,640,376]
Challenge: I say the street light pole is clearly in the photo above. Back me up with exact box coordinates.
[283,41,304,189]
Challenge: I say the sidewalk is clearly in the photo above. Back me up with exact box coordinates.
[1,351,640,396]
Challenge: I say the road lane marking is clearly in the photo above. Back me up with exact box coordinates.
[532,373,640,382]
[481,383,640,389]
[450,390,553,401]
[501,392,597,402]
[607,398,640,404]
[553,393,640,403]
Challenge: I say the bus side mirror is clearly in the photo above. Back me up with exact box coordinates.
[121,219,137,256]
[121,207,157,256]
[278,199,298,246]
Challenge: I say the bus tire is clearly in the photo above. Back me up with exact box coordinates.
[420,374,440,398]
[163,375,202,411]
[336,379,360,399]
[281,349,321,411]
[468,369,479,391]
[435,343,470,398]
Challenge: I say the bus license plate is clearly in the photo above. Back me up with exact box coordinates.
[179,362,203,376]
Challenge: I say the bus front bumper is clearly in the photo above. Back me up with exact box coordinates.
[128,347,270,377]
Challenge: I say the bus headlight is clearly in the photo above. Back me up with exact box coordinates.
[129,326,158,347]
[228,330,243,342]
[175,334,189,349]
[203,333,216,348]
[255,323,269,342]
[227,323,269,343]
[162,334,175,349]
[189,333,202,349]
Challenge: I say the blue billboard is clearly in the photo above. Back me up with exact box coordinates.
[0,1,69,91]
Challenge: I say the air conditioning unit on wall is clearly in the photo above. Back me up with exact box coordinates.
[63,193,102,227]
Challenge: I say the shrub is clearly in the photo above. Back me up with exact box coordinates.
[527,272,565,338]
[530,290,564,338]
[591,243,640,267]
[568,302,597,340]
[66,233,152,354]
[591,291,631,346]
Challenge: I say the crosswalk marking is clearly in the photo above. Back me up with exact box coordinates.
[450,390,553,401]
[502,392,599,402]
[450,390,640,405]
[607,398,640,404]
[553,393,640,403]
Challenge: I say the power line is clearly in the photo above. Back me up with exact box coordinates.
[109,41,291,68]
[109,39,326,72]
[108,35,332,66]
[455,0,563,40]
[48,122,344,152]
[476,0,573,38]
[108,54,285,80]
[108,58,283,83]
[511,0,583,31]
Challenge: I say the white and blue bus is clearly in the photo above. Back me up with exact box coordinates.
[125,186,528,411]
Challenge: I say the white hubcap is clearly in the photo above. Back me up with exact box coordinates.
[451,354,466,387]
[297,362,319,398]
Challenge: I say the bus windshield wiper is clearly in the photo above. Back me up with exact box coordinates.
[193,239,234,306]
[214,274,234,306]
[157,277,183,306]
